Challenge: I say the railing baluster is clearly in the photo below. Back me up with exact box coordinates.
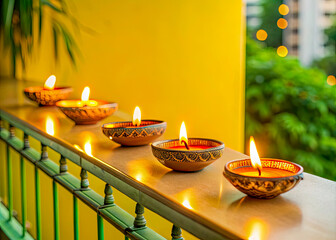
[53,155,66,240]
[133,203,146,228]
[73,196,79,240]
[53,180,60,240]
[6,125,14,221]
[104,184,114,205]
[171,225,184,240]
[41,143,48,160]
[97,214,104,240]
[21,133,29,237]
[59,155,67,174]
[35,165,41,240]
[35,143,47,240]
[97,183,114,240]
[80,168,89,189]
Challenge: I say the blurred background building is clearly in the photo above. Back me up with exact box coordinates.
[246,0,336,66]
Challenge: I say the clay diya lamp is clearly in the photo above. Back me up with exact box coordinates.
[102,106,167,146]
[223,136,304,199]
[24,75,73,106]
[151,121,225,172]
[56,86,118,125]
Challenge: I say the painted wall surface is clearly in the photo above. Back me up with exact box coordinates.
[0,1,245,239]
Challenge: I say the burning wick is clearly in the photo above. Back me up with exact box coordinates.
[181,140,190,150]
[179,121,190,150]
[133,106,141,127]
[81,87,90,107]
[250,136,263,177]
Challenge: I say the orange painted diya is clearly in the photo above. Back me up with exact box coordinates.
[223,137,303,199]
[56,86,118,125]
[102,106,167,146]
[151,122,225,172]
[24,75,72,106]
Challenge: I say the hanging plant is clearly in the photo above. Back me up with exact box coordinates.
[1,0,79,78]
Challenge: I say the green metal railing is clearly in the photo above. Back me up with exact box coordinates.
[0,115,184,240]
[0,108,231,240]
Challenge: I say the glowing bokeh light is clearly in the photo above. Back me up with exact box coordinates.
[327,75,336,86]
[277,46,288,57]
[256,30,268,41]
[277,18,288,29]
[278,4,289,15]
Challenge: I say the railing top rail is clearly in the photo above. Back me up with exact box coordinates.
[1,78,336,240]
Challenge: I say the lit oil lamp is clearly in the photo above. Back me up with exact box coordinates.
[102,106,167,146]
[56,86,118,125]
[151,121,225,172]
[223,136,304,199]
[24,75,73,106]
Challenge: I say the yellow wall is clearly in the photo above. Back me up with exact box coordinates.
[0,1,245,239]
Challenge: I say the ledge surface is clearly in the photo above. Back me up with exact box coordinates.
[1,79,336,240]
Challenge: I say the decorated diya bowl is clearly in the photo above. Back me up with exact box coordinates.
[56,100,118,125]
[102,120,167,146]
[223,158,304,199]
[24,86,73,106]
[151,138,225,172]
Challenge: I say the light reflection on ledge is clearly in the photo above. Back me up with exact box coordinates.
[84,140,93,157]
[246,218,269,240]
[182,199,193,210]
[45,115,58,136]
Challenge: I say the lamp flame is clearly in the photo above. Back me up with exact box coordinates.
[133,106,141,126]
[179,121,188,144]
[44,75,56,90]
[179,121,190,150]
[250,136,262,175]
[81,87,90,101]
[46,116,55,136]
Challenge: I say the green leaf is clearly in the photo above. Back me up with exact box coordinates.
[41,0,64,13]
[52,24,58,61]
[3,0,15,44]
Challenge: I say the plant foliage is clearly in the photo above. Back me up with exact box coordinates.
[258,0,283,48]
[313,18,336,76]
[0,0,79,77]
[246,37,336,180]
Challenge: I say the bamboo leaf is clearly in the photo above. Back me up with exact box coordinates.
[52,24,58,61]
[38,0,42,42]
[41,0,64,13]
[3,0,15,44]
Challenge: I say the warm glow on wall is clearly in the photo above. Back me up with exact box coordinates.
[277,18,288,29]
[256,30,268,41]
[327,75,336,86]
[277,46,288,57]
[278,4,289,15]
